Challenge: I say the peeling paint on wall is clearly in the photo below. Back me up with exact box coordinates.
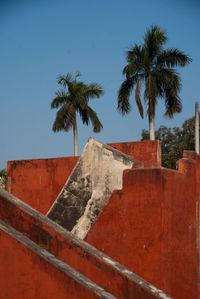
[47,138,142,239]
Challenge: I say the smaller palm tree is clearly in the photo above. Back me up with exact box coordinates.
[51,72,104,156]
[118,25,192,140]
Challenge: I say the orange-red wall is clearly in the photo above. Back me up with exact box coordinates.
[86,153,200,299]
[109,140,161,167]
[6,141,161,215]
[0,191,164,299]
[7,156,78,214]
[0,229,100,299]
[4,141,199,298]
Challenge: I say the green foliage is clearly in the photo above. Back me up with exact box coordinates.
[118,25,191,138]
[141,114,199,169]
[0,169,7,179]
[51,73,104,133]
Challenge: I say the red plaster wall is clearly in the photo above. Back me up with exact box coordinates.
[7,156,79,214]
[0,191,165,299]
[86,156,199,299]
[0,229,100,299]
[6,140,161,215]
[109,140,161,167]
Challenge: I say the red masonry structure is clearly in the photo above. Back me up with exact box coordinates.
[1,140,199,298]
[6,156,78,214]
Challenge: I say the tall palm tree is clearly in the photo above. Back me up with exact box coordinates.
[118,25,192,140]
[51,72,104,156]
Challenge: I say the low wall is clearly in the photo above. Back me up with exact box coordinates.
[86,153,200,299]
[0,189,170,299]
[6,140,160,214]
[109,140,161,167]
[7,156,78,214]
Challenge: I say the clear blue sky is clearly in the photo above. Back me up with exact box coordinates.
[0,0,200,169]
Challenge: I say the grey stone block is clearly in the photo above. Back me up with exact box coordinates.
[47,138,142,239]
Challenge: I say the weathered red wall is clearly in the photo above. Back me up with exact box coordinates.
[0,229,100,299]
[6,141,161,215]
[0,190,167,299]
[4,142,199,298]
[86,153,200,299]
[109,140,161,167]
[7,156,78,214]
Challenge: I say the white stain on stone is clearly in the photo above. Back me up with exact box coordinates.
[48,138,142,240]
[71,138,134,239]
[149,285,171,299]
[102,257,117,267]
[122,269,133,276]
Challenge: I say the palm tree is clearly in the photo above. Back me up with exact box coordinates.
[51,72,104,156]
[118,25,192,140]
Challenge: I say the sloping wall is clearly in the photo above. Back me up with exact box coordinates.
[0,222,115,299]
[0,189,170,299]
[86,152,200,299]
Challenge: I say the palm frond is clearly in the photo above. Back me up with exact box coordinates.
[52,102,73,132]
[135,79,144,118]
[84,83,104,99]
[144,25,167,47]
[164,93,182,118]
[156,49,192,68]
[153,68,182,93]
[152,68,182,118]
[126,44,144,63]
[57,73,73,88]
[118,74,142,115]
[78,107,89,125]
[144,25,167,61]
[86,106,103,132]
[144,75,158,117]
[51,90,69,109]
[123,45,144,77]
[63,104,76,131]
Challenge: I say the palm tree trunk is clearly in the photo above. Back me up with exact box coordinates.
[149,114,155,140]
[73,113,78,156]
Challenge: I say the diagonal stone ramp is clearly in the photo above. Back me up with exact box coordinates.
[47,138,143,239]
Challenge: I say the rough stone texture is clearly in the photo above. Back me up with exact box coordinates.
[0,177,6,189]
[48,138,143,239]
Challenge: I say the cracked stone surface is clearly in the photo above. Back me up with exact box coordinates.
[47,138,142,239]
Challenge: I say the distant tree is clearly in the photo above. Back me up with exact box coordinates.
[141,114,199,169]
[51,72,104,156]
[118,25,191,140]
